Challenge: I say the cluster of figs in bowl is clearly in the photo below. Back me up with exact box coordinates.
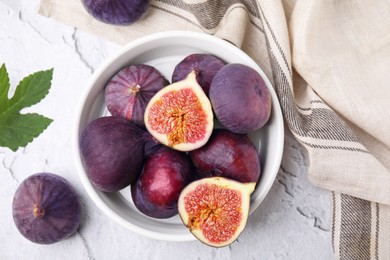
[74,31,284,246]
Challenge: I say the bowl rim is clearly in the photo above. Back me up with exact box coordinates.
[73,30,284,242]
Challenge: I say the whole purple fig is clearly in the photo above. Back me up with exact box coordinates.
[79,116,150,192]
[189,129,261,183]
[131,147,194,219]
[12,173,83,244]
[172,54,226,94]
[82,0,151,25]
[105,64,169,126]
[210,63,272,134]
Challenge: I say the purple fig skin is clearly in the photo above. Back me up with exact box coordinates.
[79,116,148,192]
[105,64,169,126]
[189,129,261,183]
[131,147,194,219]
[143,139,163,159]
[209,63,272,134]
[172,54,226,94]
[12,173,82,244]
[82,0,151,25]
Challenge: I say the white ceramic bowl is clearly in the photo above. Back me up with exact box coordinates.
[73,31,284,241]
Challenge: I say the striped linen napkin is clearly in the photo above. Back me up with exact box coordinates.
[39,0,390,259]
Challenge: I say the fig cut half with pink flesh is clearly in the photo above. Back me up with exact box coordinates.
[144,70,214,152]
[178,177,255,248]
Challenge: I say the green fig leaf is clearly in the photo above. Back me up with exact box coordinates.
[0,64,53,151]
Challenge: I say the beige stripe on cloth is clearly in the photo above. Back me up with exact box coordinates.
[39,0,390,259]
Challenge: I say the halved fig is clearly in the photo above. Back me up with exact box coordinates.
[172,53,226,94]
[178,177,255,248]
[105,64,169,126]
[144,70,213,152]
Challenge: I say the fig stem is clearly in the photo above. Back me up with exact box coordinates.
[131,84,141,94]
[33,204,45,218]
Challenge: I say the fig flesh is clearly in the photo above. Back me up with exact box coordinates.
[82,0,150,25]
[144,70,214,152]
[12,173,82,244]
[105,64,169,126]
[209,63,271,134]
[79,116,148,192]
[131,147,194,219]
[172,54,226,94]
[189,129,261,183]
[178,177,255,247]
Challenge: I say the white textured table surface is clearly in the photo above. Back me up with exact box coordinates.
[0,1,334,259]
